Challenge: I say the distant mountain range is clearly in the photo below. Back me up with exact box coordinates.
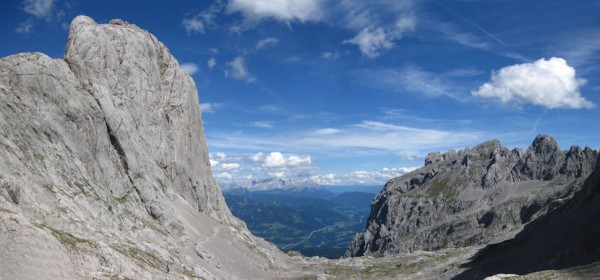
[222,181,379,259]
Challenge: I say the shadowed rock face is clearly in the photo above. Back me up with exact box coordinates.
[0,16,288,280]
[456,154,600,279]
[345,135,598,258]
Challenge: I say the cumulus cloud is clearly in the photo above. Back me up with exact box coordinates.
[227,0,323,23]
[344,27,392,58]
[262,152,311,168]
[250,152,265,162]
[207,58,216,69]
[256,37,279,49]
[221,163,240,170]
[22,0,55,19]
[472,57,594,109]
[344,15,416,58]
[180,63,199,75]
[225,56,255,83]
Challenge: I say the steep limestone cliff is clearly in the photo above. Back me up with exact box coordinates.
[0,16,289,280]
[345,135,598,258]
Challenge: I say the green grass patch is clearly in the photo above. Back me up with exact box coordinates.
[427,177,450,197]
[116,191,131,204]
[110,244,162,270]
[41,225,92,251]
[41,184,56,193]
[180,269,204,280]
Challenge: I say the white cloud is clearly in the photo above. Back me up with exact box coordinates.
[288,155,312,166]
[221,163,240,170]
[183,2,223,34]
[227,0,323,23]
[225,56,255,83]
[15,20,34,34]
[182,17,206,33]
[200,103,222,114]
[209,159,220,167]
[262,152,311,168]
[207,58,216,69]
[256,37,279,49]
[314,128,340,135]
[268,171,286,178]
[311,173,341,185]
[344,15,415,58]
[250,121,274,129]
[344,27,392,58]
[180,63,199,75]
[311,166,419,185]
[215,152,227,160]
[22,0,55,19]
[215,172,234,179]
[263,152,287,167]
[321,50,343,60]
[250,152,265,162]
[472,57,594,109]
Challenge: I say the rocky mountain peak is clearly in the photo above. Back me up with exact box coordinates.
[0,16,289,279]
[529,134,559,156]
[346,136,598,258]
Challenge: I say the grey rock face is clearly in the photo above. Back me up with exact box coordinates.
[0,16,289,279]
[345,135,598,258]
[457,154,600,279]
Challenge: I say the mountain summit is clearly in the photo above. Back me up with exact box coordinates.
[346,135,598,260]
[0,16,290,279]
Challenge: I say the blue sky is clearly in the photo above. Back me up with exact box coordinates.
[2,0,599,186]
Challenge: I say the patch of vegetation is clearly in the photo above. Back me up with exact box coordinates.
[180,269,205,280]
[110,244,162,270]
[41,225,92,251]
[224,190,375,259]
[427,177,450,197]
[0,208,15,214]
[116,191,130,204]
[41,184,56,193]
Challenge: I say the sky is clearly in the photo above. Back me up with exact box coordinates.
[1,0,599,186]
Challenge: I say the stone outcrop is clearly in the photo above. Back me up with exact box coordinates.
[0,16,289,279]
[457,154,600,279]
[345,135,598,258]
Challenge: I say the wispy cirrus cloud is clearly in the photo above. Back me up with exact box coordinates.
[22,0,56,20]
[200,103,223,114]
[208,119,482,157]
[255,37,279,49]
[16,0,67,34]
[182,2,224,33]
[353,65,474,101]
